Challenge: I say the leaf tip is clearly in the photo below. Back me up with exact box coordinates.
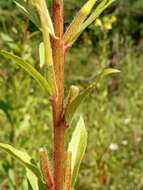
[103,68,120,76]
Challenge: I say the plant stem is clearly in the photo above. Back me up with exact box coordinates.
[63,152,72,190]
[51,0,69,189]
[52,0,64,122]
[54,125,66,190]
[52,0,65,190]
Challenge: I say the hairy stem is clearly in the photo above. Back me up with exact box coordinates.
[54,125,66,190]
[52,0,64,122]
[63,152,72,190]
[52,1,65,190]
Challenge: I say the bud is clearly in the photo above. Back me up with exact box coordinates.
[67,85,79,105]
[39,148,55,190]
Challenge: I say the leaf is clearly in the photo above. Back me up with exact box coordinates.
[39,42,45,68]
[34,0,57,38]
[54,0,62,2]
[27,169,46,190]
[26,169,39,190]
[82,0,116,26]
[0,32,20,52]
[0,100,13,124]
[68,116,88,187]
[0,143,43,181]
[0,50,55,96]
[14,0,40,29]
[64,0,97,44]
[69,0,116,45]
[34,0,57,95]
[65,69,120,124]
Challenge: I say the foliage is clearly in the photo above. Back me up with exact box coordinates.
[0,0,143,190]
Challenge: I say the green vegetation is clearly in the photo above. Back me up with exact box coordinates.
[0,0,143,190]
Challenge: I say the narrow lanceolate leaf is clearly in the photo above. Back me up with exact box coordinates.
[27,169,46,190]
[68,117,88,187]
[0,50,55,96]
[34,0,56,38]
[14,0,40,29]
[64,0,97,45]
[67,0,116,45]
[26,169,40,190]
[0,143,43,181]
[65,69,120,124]
[34,0,57,96]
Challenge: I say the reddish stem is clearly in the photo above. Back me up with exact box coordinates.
[52,1,66,190]
[52,0,64,122]
[54,125,66,190]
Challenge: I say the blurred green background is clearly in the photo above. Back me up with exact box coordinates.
[0,0,143,189]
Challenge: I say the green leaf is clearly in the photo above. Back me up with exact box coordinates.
[14,0,41,29]
[34,0,57,38]
[0,100,13,124]
[68,116,88,187]
[70,0,116,44]
[64,0,97,44]
[34,0,57,95]
[0,50,54,96]
[65,69,120,124]
[27,169,46,190]
[0,143,43,181]
[39,42,45,68]
[26,169,39,190]
[54,0,62,3]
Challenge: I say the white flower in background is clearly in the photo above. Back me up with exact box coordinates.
[124,118,131,124]
[109,143,118,151]
[122,140,128,145]
[136,137,141,143]
[30,88,34,93]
